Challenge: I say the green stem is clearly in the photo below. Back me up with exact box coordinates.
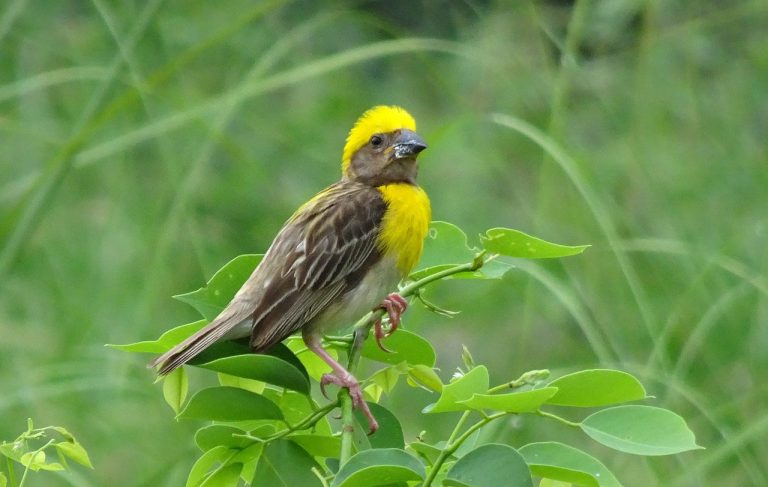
[422,412,506,487]
[536,410,581,428]
[19,439,54,487]
[6,456,16,487]
[338,252,491,465]
[236,400,338,443]
[488,369,550,393]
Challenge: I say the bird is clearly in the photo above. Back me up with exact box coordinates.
[149,105,431,433]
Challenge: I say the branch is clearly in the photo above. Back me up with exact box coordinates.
[422,412,507,487]
[338,251,491,465]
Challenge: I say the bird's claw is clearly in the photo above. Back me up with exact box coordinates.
[373,293,408,352]
[320,372,379,434]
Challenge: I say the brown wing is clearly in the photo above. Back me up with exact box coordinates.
[247,181,387,351]
[151,181,386,375]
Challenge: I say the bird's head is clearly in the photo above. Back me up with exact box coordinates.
[341,105,427,186]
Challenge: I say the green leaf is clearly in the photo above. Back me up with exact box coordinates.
[332,448,425,487]
[198,354,310,395]
[361,329,436,367]
[194,425,251,452]
[458,387,558,412]
[200,463,241,487]
[546,370,646,407]
[353,402,405,450]
[108,320,206,353]
[260,389,327,435]
[0,471,6,487]
[54,441,94,469]
[417,221,476,269]
[480,228,588,259]
[217,373,265,394]
[411,221,513,280]
[444,443,533,487]
[519,442,623,487]
[423,366,489,413]
[286,336,335,381]
[407,441,445,465]
[580,405,703,456]
[230,443,264,467]
[407,364,443,392]
[251,440,322,486]
[289,434,341,458]
[20,450,65,471]
[365,364,404,401]
[174,254,263,321]
[163,367,189,414]
[186,446,231,487]
[0,442,23,462]
[177,387,282,422]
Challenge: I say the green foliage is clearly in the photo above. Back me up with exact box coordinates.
[2,2,764,485]
[0,420,92,487]
[113,221,700,486]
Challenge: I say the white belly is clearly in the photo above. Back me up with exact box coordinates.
[306,255,402,335]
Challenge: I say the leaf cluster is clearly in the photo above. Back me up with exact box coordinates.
[112,222,700,486]
[0,419,92,487]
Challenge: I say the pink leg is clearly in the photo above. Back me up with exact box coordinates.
[373,293,408,352]
[303,330,378,434]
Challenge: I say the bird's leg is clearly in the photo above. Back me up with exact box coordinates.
[373,293,408,351]
[302,330,378,434]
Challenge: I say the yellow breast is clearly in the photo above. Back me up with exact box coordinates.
[376,183,431,276]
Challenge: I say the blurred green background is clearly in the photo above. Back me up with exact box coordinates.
[1,0,766,485]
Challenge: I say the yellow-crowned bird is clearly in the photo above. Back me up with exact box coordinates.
[150,106,431,432]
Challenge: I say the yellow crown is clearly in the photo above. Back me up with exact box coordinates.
[342,106,417,173]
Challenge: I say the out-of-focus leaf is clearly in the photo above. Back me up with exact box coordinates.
[458,387,558,412]
[423,366,489,413]
[480,228,588,259]
[163,367,189,414]
[20,451,64,471]
[177,387,282,422]
[174,254,263,321]
[251,440,322,486]
[198,354,310,395]
[580,406,703,456]
[444,443,532,487]
[54,441,94,469]
[331,448,425,487]
[519,441,622,487]
[361,329,435,367]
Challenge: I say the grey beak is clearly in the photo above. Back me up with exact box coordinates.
[393,129,427,159]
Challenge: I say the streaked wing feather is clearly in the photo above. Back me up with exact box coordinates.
[249,183,386,351]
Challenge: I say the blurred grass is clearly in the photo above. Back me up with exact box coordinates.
[1,0,767,485]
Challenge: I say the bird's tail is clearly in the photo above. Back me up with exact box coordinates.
[148,303,252,376]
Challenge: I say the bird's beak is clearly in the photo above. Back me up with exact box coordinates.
[392,129,427,159]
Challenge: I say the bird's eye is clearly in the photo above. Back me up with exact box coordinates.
[370,135,383,147]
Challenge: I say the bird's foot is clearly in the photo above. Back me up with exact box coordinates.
[320,371,378,434]
[373,293,408,352]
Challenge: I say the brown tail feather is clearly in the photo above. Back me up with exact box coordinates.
[148,305,252,375]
